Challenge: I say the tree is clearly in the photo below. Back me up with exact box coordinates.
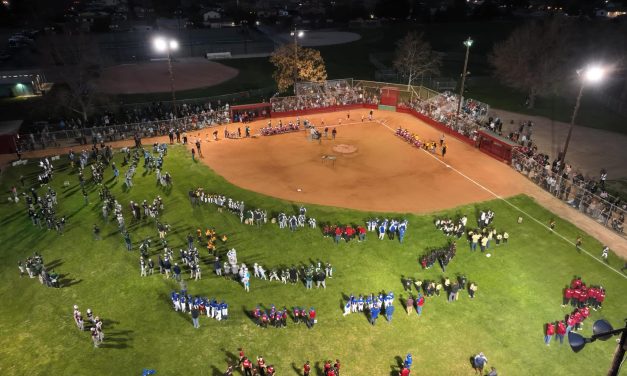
[393,32,442,89]
[489,19,575,109]
[269,44,327,93]
[39,32,104,122]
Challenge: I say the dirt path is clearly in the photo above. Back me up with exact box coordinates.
[490,108,627,178]
[3,110,625,260]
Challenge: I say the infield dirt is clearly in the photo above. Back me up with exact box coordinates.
[4,109,626,258]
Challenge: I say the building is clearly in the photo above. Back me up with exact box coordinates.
[0,70,47,98]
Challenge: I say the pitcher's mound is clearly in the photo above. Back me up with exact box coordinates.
[333,144,358,154]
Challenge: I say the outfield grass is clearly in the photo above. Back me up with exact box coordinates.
[114,58,277,104]
[0,146,625,376]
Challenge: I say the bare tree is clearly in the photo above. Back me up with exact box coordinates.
[39,32,104,122]
[490,19,575,109]
[393,31,442,89]
[270,44,327,93]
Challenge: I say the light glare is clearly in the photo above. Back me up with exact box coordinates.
[583,66,605,83]
[153,37,167,52]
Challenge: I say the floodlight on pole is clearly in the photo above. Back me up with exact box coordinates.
[153,37,167,53]
[152,37,179,115]
[560,64,608,167]
[291,28,305,94]
[582,65,605,83]
[568,319,627,376]
[455,37,474,130]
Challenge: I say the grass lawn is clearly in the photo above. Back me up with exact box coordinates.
[0,145,625,375]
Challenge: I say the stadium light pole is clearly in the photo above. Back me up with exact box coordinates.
[568,319,627,376]
[153,37,179,115]
[455,37,473,130]
[560,65,607,168]
[290,29,305,95]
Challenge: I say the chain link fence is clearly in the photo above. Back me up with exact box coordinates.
[511,149,626,236]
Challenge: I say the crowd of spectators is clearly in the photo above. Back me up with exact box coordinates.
[512,147,624,233]
[270,79,378,113]
[398,91,489,140]
[19,101,232,151]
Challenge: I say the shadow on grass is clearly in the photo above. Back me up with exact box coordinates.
[60,275,82,288]
[99,329,134,350]
[241,305,257,326]
[46,259,63,269]
[222,349,238,365]
[209,365,223,376]
[0,211,23,226]
[291,362,301,374]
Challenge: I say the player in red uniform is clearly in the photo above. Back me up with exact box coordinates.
[238,348,246,369]
[562,287,573,307]
[578,288,588,308]
[544,322,555,345]
[324,360,332,374]
[307,307,316,329]
[556,321,567,345]
[572,288,581,308]
[242,357,253,376]
[303,361,311,376]
[266,364,275,375]
[566,314,576,334]
[595,288,605,310]
[257,356,267,376]
[333,359,341,376]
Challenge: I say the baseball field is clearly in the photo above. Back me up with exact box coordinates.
[0,109,625,375]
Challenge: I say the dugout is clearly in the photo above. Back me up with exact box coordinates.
[0,120,22,154]
[477,130,520,164]
[379,87,399,108]
[230,103,271,123]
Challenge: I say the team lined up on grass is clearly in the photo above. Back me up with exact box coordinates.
[170,291,229,327]
[406,275,478,301]
[228,349,280,376]
[213,257,333,290]
[189,189,276,227]
[419,242,457,271]
[17,252,61,288]
[251,305,317,329]
[545,276,608,346]
[342,291,397,324]
[72,305,104,348]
